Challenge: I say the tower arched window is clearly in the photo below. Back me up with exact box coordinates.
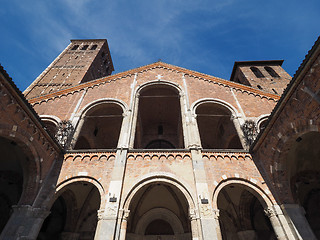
[250,67,264,78]
[91,44,98,50]
[81,45,89,50]
[264,66,280,78]
[71,45,79,50]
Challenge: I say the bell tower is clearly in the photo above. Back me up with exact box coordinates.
[24,39,114,99]
[230,60,291,95]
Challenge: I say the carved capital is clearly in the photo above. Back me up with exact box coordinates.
[264,206,276,218]
[213,209,220,220]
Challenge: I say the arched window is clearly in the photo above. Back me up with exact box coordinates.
[81,45,89,50]
[250,67,264,78]
[134,85,184,149]
[264,67,280,78]
[74,103,123,149]
[71,45,79,50]
[90,44,98,50]
[196,102,242,149]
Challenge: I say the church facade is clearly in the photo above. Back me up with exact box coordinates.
[0,37,319,240]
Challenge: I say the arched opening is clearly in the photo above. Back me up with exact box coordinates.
[38,181,101,240]
[42,120,58,138]
[196,102,242,149]
[250,67,264,78]
[217,183,275,240]
[74,103,123,149]
[264,67,280,78]
[134,85,184,149]
[286,131,320,238]
[258,118,268,133]
[126,182,191,239]
[0,136,26,234]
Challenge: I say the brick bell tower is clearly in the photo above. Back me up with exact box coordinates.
[230,60,291,95]
[24,39,114,99]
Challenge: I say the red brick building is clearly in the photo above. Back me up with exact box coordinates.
[0,37,319,240]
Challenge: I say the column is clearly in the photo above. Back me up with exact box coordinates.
[0,205,50,240]
[281,204,316,240]
[189,208,200,240]
[212,209,222,240]
[94,208,118,240]
[119,210,130,240]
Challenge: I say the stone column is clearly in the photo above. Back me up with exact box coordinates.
[213,209,222,240]
[0,205,50,240]
[264,205,291,240]
[119,209,130,240]
[189,208,200,240]
[94,208,118,240]
[281,204,316,240]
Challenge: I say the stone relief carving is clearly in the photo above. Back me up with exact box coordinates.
[241,120,258,146]
[54,120,74,150]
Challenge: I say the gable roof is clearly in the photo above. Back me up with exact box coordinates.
[27,61,280,104]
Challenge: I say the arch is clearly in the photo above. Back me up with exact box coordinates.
[122,173,196,212]
[123,173,195,239]
[250,67,264,78]
[191,98,240,118]
[135,208,184,235]
[212,179,273,209]
[214,179,275,240]
[135,79,183,96]
[77,98,128,118]
[256,114,269,133]
[264,66,280,78]
[40,178,102,239]
[40,115,61,138]
[56,176,105,207]
[133,81,185,149]
[39,115,62,125]
[193,99,243,149]
[73,98,127,150]
[0,125,41,205]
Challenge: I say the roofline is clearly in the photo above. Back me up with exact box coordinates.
[0,64,62,152]
[230,60,284,81]
[28,61,280,104]
[251,36,320,151]
[70,39,107,42]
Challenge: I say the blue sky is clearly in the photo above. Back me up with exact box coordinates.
[0,0,319,91]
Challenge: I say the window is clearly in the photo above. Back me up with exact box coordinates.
[81,45,89,50]
[91,44,98,50]
[71,45,79,50]
[265,66,280,78]
[250,67,264,78]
